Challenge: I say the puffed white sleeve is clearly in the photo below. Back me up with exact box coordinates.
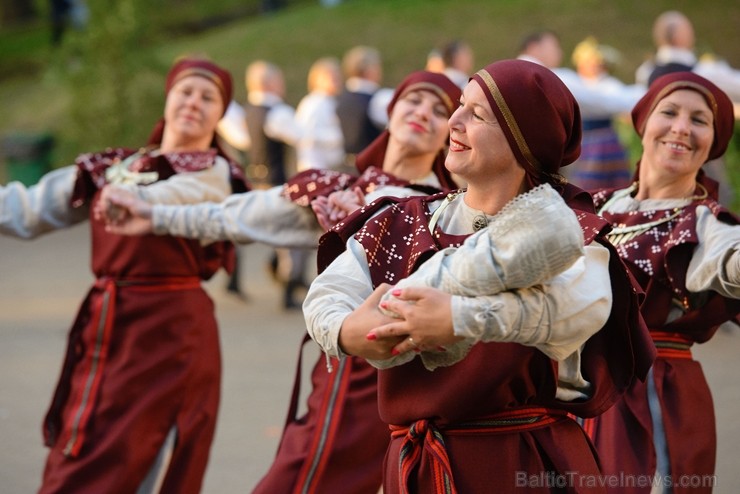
[0,166,88,238]
[368,88,393,129]
[451,242,613,362]
[303,237,374,358]
[685,205,740,298]
[151,185,322,248]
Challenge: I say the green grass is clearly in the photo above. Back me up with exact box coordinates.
[1,0,740,207]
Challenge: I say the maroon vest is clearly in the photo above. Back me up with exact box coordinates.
[593,189,740,342]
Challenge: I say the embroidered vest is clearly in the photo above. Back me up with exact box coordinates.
[593,189,740,340]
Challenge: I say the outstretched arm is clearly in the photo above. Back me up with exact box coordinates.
[102,183,323,248]
[0,166,88,239]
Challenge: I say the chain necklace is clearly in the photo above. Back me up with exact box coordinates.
[600,182,708,246]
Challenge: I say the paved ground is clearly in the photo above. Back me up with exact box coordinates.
[1,224,739,493]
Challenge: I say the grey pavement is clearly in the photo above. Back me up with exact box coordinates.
[1,224,739,493]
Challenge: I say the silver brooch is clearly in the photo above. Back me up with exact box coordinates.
[472,215,488,232]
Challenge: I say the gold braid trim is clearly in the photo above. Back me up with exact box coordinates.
[475,69,540,170]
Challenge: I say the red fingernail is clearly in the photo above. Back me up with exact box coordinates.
[391,349,400,356]
[379,301,388,309]
[391,289,402,296]
[366,333,377,341]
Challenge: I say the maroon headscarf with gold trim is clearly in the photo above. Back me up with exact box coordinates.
[470,59,582,188]
[632,71,734,163]
[355,70,461,190]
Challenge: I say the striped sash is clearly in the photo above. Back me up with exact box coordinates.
[651,331,694,360]
[389,407,567,494]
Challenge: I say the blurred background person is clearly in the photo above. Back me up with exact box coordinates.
[335,45,391,171]
[517,29,643,120]
[295,56,345,173]
[244,60,303,304]
[440,38,475,89]
[424,47,445,73]
[564,36,643,191]
[244,60,301,186]
[49,0,88,46]
[283,56,346,308]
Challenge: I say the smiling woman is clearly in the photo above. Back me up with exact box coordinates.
[163,72,226,151]
[637,90,716,190]
[0,56,247,494]
[587,71,740,494]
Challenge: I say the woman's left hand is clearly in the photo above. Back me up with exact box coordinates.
[367,287,464,356]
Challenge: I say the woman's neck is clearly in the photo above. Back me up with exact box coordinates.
[464,175,527,216]
[381,144,436,182]
[159,132,213,154]
[635,166,698,201]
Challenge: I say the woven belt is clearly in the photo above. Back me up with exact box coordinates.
[651,331,694,360]
[389,407,567,494]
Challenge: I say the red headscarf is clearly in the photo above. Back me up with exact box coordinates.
[355,71,462,190]
[471,59,582,186]
[631,71,735,162]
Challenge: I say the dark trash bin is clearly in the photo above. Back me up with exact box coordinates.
[1,133,55,186]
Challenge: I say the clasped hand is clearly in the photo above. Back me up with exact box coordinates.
[92,185,155,236]
[311,186,365,231]
[339,284,461,360]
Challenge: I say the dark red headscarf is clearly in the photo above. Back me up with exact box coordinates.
[471,59,582,187]
[632,71,735,162]
[355,71,462,190]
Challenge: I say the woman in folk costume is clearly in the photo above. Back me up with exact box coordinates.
[99,71,462,493]
[0,57,246,493]
[304,59,655,494]
[585,72,740,494]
